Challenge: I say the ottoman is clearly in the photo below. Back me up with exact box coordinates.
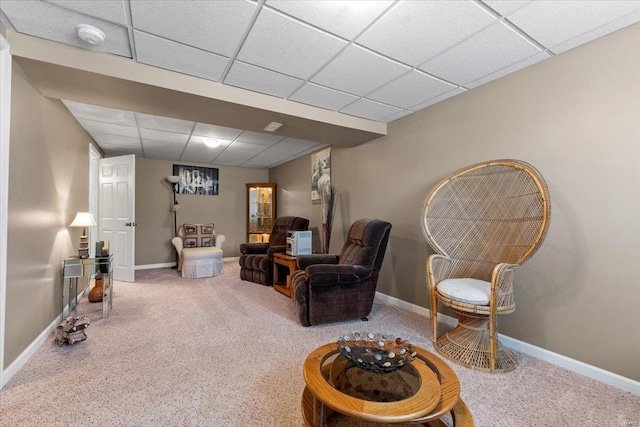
[181,247,223,279]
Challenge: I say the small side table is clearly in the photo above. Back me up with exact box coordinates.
[63,254,113,318]
[273,252,298,298]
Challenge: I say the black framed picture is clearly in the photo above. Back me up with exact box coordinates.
[173,164,219,195]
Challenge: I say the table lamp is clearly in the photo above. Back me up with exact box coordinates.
[70,212,97,258]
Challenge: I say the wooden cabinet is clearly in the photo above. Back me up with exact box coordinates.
[246,183,276,243]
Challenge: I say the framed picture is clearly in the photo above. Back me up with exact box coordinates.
[311,147,331,204]
[173,164,219,195]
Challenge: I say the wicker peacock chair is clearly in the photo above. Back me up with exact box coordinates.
[421,159,550,373]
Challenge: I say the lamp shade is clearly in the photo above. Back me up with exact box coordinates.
[166,175,180,184]
[70,212,97,228]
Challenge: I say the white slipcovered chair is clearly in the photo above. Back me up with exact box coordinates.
[171,223,225,278]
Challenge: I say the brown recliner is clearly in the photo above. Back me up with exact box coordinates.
[239,216,309,286]
[291,218,392,327]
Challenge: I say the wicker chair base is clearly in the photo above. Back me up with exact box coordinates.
[435,317,517,373]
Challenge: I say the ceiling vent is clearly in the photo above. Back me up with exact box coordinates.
[76,24,106,46]
[263,122,283,132]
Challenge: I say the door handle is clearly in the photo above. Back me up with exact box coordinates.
[125,222,137,227]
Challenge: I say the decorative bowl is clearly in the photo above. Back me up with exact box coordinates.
[336,332,417,374]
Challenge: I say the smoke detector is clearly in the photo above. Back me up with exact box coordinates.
[263,122,283,132]
[76,24,106,45]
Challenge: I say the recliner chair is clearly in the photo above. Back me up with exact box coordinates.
[239,216,309,286]
[291,218,392,327]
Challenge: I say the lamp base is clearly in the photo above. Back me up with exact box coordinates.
[79,235,89,259]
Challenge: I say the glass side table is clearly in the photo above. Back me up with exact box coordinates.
[62,254,113,319]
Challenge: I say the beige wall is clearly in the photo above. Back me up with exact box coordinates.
[5,63,93,368]
[135,157,268,264]
[270,24,640,381]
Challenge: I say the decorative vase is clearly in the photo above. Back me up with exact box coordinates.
[88,275,104,303]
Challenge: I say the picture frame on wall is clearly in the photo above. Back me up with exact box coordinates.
[173,164,219,195]
[311,147,331,204]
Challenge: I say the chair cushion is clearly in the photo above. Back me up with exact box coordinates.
[437,278,491,305]
[182,246,222,260]
[183,223,214,248]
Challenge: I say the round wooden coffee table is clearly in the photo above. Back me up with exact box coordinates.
[302,343,473,426]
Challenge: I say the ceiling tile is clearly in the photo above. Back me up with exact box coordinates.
[129,0,256,56]
[136,112,194,134]
[366,70,458,109]
[224,61,303,98]
[419,22,541,86]
[62,100,136,126]
[237,8,347,79]
[227,141,269,154]
[193,123,244,140]
[90,133,141,148]
[236,131,285,145]
[464,51,549,89]
[141,139,185,160]
[288,83,359,111]
[340,99,402,121]
[99,142,144,156]
[507,1,640,50]
[549,9,640,54]
[179,146,219,164]
[258,145,301,157]
[79,119,138,137]
[133,31,229,82]
[275,138,322,151]
[214,150,256,164]
[243,152,288,166]
[1,1,131,57]
[266,0,393,40]
[311,45,410,96]
[357,1,496,65]
[483,1,533,17]
[139,128,189,144]
[410,88,467,111]
[47,0,128,25]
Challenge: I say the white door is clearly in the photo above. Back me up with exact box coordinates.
[99,155,135,282]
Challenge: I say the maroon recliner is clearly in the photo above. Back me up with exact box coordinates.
[239,216,309,286]
[291,218,392,326]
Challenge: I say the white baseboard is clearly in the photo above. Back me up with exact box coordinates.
[135,257,239,271]
[375,291,640,396]
[1,313,62,388]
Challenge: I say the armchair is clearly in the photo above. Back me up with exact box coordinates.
[172,223,225,278]
[291,218,392,327]
[239,216,309,286]
[421,159,550,372]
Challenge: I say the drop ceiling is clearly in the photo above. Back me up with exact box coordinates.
[2,0,639,168]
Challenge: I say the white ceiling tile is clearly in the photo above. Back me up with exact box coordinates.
[141,140,185,160]
[236,131,285,145]
[311,45,410,96]
[464,51,549,89]
[179,147,218,164]
[62,100,137,126]
[224,61,304,98]
[79,119,139,137]
[227,141,268,154]
[47,0,128,25]
[380,110,413,123]
[243,153,288,167]
[133,31,229,82]
[266,0,393,40]
[258,145,301,157]
[90,133,141,148]
[549,9,640,54]
[366,70,458,109]
[129,0,256,56]
[483,1,533,17]
[275,138,323,151]
[340,99,402,121]
[410,88,467,111]
[288,83,359,111]
[136,112,194,134]
[419,22,541,86]
[193,124,244,140]
[99,142,144,156]
[507,1,640,50]
[139,128,189,144]
[1,1,131,57]
[357,1,496,65]
[237,8,346,79]
[214,150,256,164]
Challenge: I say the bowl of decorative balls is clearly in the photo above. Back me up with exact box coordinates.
[336,332,417,374]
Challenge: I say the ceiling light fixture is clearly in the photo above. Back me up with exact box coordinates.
[203,138,221,148]
[76,24,106,45]
[263,122,283,132]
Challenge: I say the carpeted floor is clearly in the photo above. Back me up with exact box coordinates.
[1,258,638,426]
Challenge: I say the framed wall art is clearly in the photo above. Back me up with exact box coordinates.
[173,164,219,195]
[311,147,331,204]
